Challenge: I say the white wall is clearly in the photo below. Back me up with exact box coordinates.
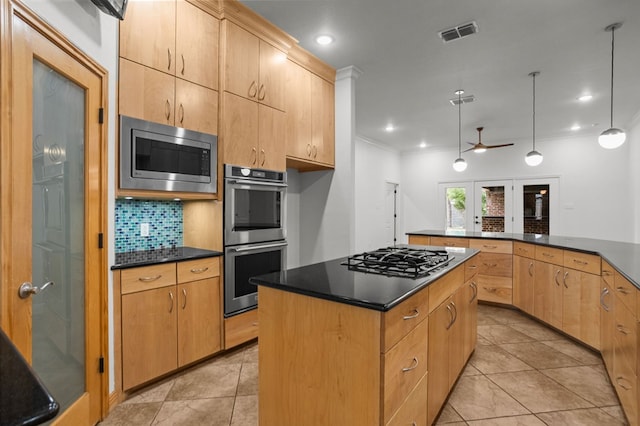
[22,0,119,391]
[400,132,635,243]
[629,113,640,243]
[354,137,403,251]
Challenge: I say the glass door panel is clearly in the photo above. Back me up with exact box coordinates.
[513,178,559,235]
[438,182,473,232]
[473,180,513,233]
[31,59,86,416]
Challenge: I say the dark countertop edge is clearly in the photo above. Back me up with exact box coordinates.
[111,247,223,270]
[251,250,479,312]
[407,230,640,289]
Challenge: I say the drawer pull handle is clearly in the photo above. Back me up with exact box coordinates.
[403,309,420,320]
[616,377,632,391]
[483,244,498,249]
[483,263,498,268]
[602,270,613,276]
[573,259,588,266]
[470,282,478,303]
[182,288,187,309]
[251,322,258,326]
[484,287,497,293]
[169,291,174,313]
[542,252,555,258]
[616,286,630,295]
[528,262,534,277]
[467,264,477,269]
[563,271,569,289]
[248,80,258,98]
[190,267,209,274]
[167,48,172,70]
[600,288,610,311]
[616,325,630,335]
[258,84,266,101]
[446,304,454,329]
[402,357,419,372]
[554,270,561,287]
[138,275,162,282]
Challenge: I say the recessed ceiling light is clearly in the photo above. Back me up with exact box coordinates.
[315,35,334,45]
[570,124,581,131]
[385,124,395,132]
[419,142,427,148]
[577,94,593,102]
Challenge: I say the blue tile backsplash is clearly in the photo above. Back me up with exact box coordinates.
[115,199,183,253]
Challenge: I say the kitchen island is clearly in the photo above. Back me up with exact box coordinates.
[250,245,479,425]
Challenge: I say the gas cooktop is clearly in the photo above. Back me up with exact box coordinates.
[343,246,452,279]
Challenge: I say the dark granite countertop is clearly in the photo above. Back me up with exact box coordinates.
[407,230,640,289]
[250,245,479,312]
[111,246,223,270]
[0,329,59,425]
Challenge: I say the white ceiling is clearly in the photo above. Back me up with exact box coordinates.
[240,0,640,152]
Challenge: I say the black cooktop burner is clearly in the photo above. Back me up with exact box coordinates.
[343,246,452,279]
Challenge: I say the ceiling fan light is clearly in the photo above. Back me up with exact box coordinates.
[525,150,543,166]
[453,157,467,172]
[598,127,626,149]
[473,147,486,154]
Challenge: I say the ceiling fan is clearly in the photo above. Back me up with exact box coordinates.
[463,127,514,153]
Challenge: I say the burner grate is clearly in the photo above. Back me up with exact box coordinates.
[343,247,452,279]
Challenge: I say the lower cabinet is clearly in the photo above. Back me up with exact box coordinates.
[224,308,258,349]
[513,254,535,315]
[468,239,513,304]
[119,257,222,390]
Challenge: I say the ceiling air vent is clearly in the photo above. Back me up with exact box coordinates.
[449,95,475,106]
[439,21,478,43]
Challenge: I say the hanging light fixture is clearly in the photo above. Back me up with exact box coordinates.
[525,71,543,166]
[452,90,467,172]
[599,22,626,149]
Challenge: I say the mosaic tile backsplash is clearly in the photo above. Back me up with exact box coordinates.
[115,199,183,253]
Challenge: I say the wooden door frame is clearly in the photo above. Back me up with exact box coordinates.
[0,0,109,421]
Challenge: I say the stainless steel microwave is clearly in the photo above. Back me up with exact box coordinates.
[119,115,217,193]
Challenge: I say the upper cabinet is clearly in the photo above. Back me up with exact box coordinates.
[220,20,286,110]
[120,0,218,91]
[285,46,336,171]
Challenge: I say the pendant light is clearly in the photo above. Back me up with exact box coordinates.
[598,22,626,149]
[452,90,467,172]
[525,71,543,166]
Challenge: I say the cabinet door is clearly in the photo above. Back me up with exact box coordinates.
[177,278,221,366]
[222,21,259,100]
[119,58,175,127]
[258,104,286,171]
[513,255,535,315]
[258,41,286,110]
[285,60,311,159]
[222,92,258,168]
[175,78,218,135]
[427,298,452,426]
[448,290,466,389]
[311,73,335,165]
[476,252,512,304]
[461,278,478,361]
[534,261,562,328]
[175,0,218,90]
[121,287,178,390]
[600,281,614,377]
[120,0,176,75]
[563,269,600,349]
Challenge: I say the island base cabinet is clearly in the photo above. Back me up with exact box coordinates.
[386,374,428,426]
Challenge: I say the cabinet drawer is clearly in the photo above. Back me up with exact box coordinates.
[477,252,513,277]
[121,263,177,294]
[535,246,564,266]
[469,239,512,254]
[476,275,513,304]
[563,251,600,275]
[383,287,429,352]
[513,242,535,259]
[177,257,220,283]
[386,373,428,426]
[465,256,480,281]
[601,260,615,287]
[224,308,258,349]
[430,237,469,248]
[382,318,428,424]
[428,265,464,313]
[613,373,637,426]
[614,272,637,315]
[408,235,431,246]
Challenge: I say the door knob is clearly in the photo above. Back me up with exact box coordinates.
[18,281,54,299]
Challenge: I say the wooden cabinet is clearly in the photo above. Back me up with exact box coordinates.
[533,260,563,328]
[220,20,286,110]
[224,307,259,349]
[600,261,615,377]
[468,240,513,304]
[430,236,469,248]
[120,0,218,90]
[562,268,600,349]
[612,282,637,426]
[513,254,535,315]
[221,92,285,170]
[408,235,431,246]
[285,54,335,170]
[118,258,221,390]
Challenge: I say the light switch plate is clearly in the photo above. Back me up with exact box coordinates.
[140,223,150,237]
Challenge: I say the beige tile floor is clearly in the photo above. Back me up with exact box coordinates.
[100,304,628,425]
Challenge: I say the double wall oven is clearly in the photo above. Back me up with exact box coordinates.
[224,165,287,317]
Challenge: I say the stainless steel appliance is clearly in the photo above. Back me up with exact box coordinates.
[223,164,287,316]
[119,115,217,194]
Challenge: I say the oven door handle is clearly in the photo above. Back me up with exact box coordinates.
[225,179,288,188]
[231,242,288,252]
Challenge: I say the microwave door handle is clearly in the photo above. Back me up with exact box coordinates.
[226,179,287,188]
[232,242,288,252]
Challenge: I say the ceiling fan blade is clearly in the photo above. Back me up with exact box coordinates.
[485,143,515,149]
[462,147,476,153]
[466,142,476,146]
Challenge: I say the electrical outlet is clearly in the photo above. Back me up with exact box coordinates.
[140,223,150,237]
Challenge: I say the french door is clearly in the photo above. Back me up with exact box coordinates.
[473,180,513,233]
[2,3,107,424]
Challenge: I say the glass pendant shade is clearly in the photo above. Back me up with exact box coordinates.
[453,157,467,172]
[598,127,626,149]
[525,150,543,166]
